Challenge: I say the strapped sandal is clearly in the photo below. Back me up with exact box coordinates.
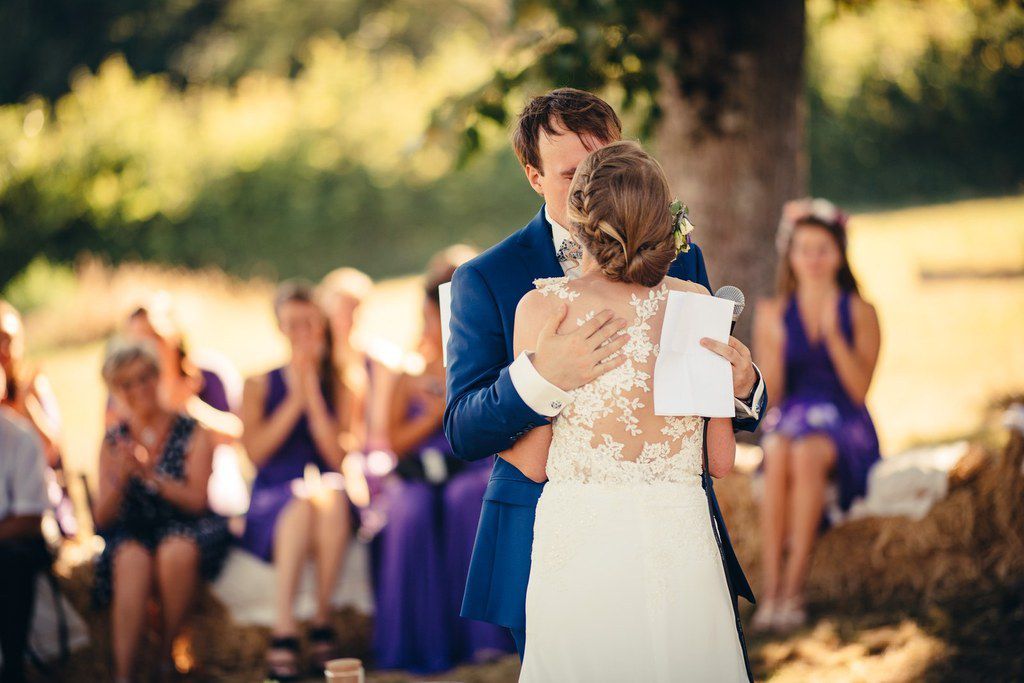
[308,624,342,673]
[266,635,302,682]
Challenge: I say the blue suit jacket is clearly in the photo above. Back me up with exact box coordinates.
[444,207,764,631]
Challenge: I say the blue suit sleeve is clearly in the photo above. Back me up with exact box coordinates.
[443,264,551,461]
[688,243,766,434]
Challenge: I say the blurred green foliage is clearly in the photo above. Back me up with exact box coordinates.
[0,0,1021,290]
[807,0,1024,204]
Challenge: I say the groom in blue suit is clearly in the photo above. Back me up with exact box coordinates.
[443,89,767,659]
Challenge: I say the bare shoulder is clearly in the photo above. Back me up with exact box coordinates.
[755,296,786,319]
[516,287,563,327]
[849,293,879,325]
[663,276,710,296]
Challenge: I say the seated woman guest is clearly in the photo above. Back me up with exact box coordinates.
[373,247,512,674]
[93,342,230,683]
[752,198,882,633]
[239,281,357,680]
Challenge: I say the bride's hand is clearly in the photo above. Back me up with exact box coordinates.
[700,336,757,399]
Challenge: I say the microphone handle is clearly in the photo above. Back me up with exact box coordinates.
[730,319,737,336]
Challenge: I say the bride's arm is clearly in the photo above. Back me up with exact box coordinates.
[496,290,559,483]
[499,424,552,483]
[706,418,736,478]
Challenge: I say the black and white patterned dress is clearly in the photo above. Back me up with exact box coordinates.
[93,414,230,607]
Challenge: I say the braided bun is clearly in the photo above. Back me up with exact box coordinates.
[567,141,676,287]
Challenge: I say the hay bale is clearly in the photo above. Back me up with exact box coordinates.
[38,545,373,682]
[715,432,1024,614]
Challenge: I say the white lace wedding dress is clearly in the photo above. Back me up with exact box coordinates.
[518,276,749,683]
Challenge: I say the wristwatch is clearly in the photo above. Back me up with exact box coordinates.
[739,368,760,406]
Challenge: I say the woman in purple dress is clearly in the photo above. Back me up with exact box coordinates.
[752,198,882,633]
[372,248,513,673]
[239,281,359,680]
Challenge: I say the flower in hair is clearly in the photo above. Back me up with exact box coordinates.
[670,199,694,254]
[776,197,848,254]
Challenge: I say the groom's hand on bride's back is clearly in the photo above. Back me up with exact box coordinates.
[531,303,629,391]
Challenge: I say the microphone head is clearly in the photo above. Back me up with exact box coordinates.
[714,285,745,321]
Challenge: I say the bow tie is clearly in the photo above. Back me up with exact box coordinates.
[556,237,583,265]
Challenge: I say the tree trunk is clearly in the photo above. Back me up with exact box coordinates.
[654,0,806,340]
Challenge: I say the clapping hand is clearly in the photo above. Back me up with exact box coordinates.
[110,436,147,486]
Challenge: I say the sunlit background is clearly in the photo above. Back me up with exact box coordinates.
[1,0,1022,680]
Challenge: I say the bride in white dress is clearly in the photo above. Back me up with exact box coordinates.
[503,141,750,682]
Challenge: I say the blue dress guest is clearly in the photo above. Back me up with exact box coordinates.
[372,247,514,674]
[93,342,230,683]
[239,281,359,680]
[752,198,882,634]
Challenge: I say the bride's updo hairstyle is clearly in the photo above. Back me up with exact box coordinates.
[567,140,676,288]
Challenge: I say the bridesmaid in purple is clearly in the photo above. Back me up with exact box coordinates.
[752,199,882,634]
[372,247,513,673]
[239,281,358,680]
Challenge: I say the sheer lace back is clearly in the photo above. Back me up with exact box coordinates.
[534,276,704,486]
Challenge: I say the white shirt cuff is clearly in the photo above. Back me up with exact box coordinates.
[734,364,765,420]
[509,351,572,417]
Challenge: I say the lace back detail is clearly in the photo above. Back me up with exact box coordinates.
[534,277,705,485]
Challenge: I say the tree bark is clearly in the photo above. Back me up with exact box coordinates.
[654,0,806,340]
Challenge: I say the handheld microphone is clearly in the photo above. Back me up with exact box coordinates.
[714,285,745,335]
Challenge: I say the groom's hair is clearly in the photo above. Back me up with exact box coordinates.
[512,88,622,173]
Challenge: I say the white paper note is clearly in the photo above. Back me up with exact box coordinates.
[653,291,736,417]
[438,282,452,367]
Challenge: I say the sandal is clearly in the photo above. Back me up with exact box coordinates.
[266,635,302,682]
[749,599,778,634]
[773,597,808,634]
[308,623,342,673]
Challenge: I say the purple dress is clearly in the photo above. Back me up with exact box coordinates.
[762,292,881,514]
[372,396,451,673]
[239,367,334,561]
[372,394,514,673]
[198,367,231,413]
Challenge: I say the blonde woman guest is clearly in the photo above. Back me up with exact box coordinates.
[239,281,356,680]
[93,342,230,683]
[751,199,882,633]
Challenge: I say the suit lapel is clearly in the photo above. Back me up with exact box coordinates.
[515,206,564,280]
